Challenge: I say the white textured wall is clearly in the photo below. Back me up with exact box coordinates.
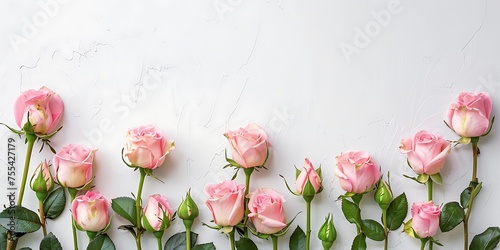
[1,0,500,249]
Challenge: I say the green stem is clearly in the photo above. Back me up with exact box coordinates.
[243,167,254,238]
[69,188,79,250]
[17,133,36,205]
[427,178,433,250]
[229,228,236,250]
[87,231,97,242]
[420,239,426,250]
[382,209,388,250]
[463,142,479,250]
[272,235,279,250]
[135,168,147,250]
[306,200,311,250]
[184,220,193,250]
[157,235,163,250]
[39,200,47,236]
[352,194,363,234]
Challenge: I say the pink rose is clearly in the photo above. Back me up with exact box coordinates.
[142,194,173,232]
[71,190,110,232]
[123,124,175,169]
[335,151,381,194]
[446,92,492,138]
[400,130,451,175]
[224,123,270,168]
[295,158,322,194]
[248,188,287,234]
[54,144,95,188]
[30,160,54,197]
[14,86,64,135]
[411,201,441,238]
[205,180,245,227]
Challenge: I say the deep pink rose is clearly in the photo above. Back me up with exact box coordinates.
[205,180,245,227]
[142,194,173,232]
[411,201,441,238]
[446,92,492,137]
[335,151,381,194]
[123,124,175,169]
[400,130,451,175]
[71,190,110,232]
[14,86,64,135]
[248,188,287,234]
[224,123,270,168]
[295,158,322,194]
[54,144,95,188]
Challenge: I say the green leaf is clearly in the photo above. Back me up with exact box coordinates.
[386,193,408,231]
[43,187,66,219]
[0,226,6,250]
[164,232,198,250]
[416,174,429,184]
[341,198,362,227]
[470,227,500,250]
[86,234,116,250]
[192,243,216,250]
[0,206,41,233]
[235,238,258,250]
[460,187,472,208]
[351,233,367,250]
[111,197,137,227]
[289,226,306,250]
[40,232,62,250]
[430,173,443,185]
[439,202,465,232]
[361,220,385,241]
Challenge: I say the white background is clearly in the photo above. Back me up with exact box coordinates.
[1,0,500,249]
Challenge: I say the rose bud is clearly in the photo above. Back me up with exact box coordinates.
[205,180,245,227]
[142,194,173,232]
[178,190,199,223]
[54,144,95,188]
[71,190,110,232]
[335,151,381,194]
[446,92,492,138]
[224,123,270,168]
[400,130,451,175]
[14,86,64,135]
[295,158,322,201]
[374,180,393,211]
[411,201,441,238]
[30,160,54,201]
[123,124,175,169]
[318,213,337,250]
[248,188,287,235]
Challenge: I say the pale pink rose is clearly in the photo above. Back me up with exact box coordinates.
[446,92,492,137]
[335,151,381,194]
[224,123,270,168]
[14,86,64,135]
[30,160,54,193]
[295,158,322,194]
[71,190,110,232]
[248,188,287,234]
[123,124,175,169]
[400,130,451,175]
[205,180,245,227]
[54,144,95,188]
[142,194,173,232]
[411,201,441,238]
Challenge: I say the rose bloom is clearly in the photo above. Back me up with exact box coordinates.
[71,190,110,232]
[248,188,287,234]
[295,158,322,194]
[411,201,441,238]
[30,160,54,193]
[205,180,245,227]
[335,151,381,194]
[446,92,492,138]
[224,123,270,168]
[123,124,175,169]
[400,130,451,175]
[142,194,173,232]
[14,86,64,135]
[54,144,95,188]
